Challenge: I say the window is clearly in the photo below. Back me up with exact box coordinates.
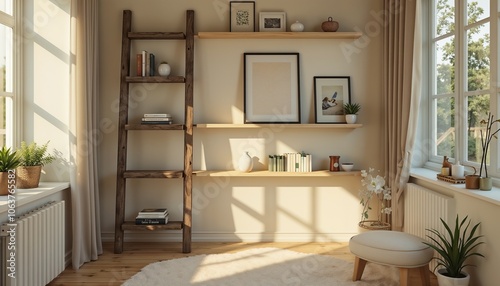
[429,0,495,174]
[0,0,16,148]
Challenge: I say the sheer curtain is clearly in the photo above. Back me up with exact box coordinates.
[383,0,422,231]
[70,0,103,269]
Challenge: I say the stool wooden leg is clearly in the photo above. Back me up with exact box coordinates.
[419,265,431,286]
[352,257,367,281]
[399,268,409,286]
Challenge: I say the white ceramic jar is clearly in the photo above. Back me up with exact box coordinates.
[290,21,304,32]
[158,62,171,76]
[237,152,253,172]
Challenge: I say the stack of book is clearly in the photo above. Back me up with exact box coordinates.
[141,113,173,125]
[268,151,312,172]
[135,208,169,225]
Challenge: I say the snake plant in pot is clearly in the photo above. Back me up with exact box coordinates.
[423,215,484,286]
[16,141,55,189]
[343,102,361,124]
[0,146,21,195]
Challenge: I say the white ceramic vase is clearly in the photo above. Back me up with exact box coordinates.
[345,114,357,124]
[290,21,304,32]
[436,269,470,286]
[237,152,253,172]
[158,62,171,76]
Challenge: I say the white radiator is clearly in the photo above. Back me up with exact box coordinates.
[404,183,454,271]
[1,201,65,286]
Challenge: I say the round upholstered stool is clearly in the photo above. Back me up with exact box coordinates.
[349,230,434,286]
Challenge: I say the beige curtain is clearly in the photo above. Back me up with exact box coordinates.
[70,0,103,269]
[384,0,422,231]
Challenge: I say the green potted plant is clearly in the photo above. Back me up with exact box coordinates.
[0,146,21,195]
[423,215,484,286]
[16,141,56,189]
[343,102,361,124]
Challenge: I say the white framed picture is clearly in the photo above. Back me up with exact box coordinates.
[259,12,286,32]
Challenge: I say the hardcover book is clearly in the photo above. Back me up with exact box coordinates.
[135,218,168,225]
[138,208,168,215]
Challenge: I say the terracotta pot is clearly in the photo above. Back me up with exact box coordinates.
[16,166,42,189]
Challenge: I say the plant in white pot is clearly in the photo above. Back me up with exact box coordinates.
[423,215,484,286]
[0,146,21,195]
[16,141,55,189]
[478,113,500,190]
[343,102,361,124]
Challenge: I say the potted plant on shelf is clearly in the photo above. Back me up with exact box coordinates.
[478,113,500,190]
[358,167,392,230]
[423,215,484,286]
[343,102,361,124]
[0,146,21,195]
[16,141,56,189]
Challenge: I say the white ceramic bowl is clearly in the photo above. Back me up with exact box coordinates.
[341,163,354,171]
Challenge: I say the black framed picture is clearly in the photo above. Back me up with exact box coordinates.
[259,12,286,32]
[313,76,351,123]
[244,53,301,123]
[230,1,255,32]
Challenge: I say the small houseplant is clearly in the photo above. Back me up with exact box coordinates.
[423,215,484,286]
[478,113,500,190]
[0,146,21,195]
[358,167,392,230]
[343,102,361,124]
[16,141,55,188]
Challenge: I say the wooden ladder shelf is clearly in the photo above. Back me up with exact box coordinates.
[114,10,194,254]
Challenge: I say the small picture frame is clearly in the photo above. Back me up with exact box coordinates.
[313,76,351,123]
[244,53,301,123]
[259,12,287,32]
[230,1,255,32]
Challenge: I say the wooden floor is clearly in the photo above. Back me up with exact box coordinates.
[48,242,438,285]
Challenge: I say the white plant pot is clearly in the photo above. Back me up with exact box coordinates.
[345,114,357,124]
[436,269,470,286]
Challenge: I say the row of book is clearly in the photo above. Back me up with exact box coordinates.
[136,50,155,77]
[135,208,169,225]
[268,152,312,172]
[141,113,173,125]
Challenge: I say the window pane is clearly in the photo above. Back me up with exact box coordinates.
[436,97,455,158]
[467,94,490,164]
[435,36,455,94]
[0,24,13,93]
[467,23,490,91]
[435,0,455,36]
[467,0,489,24]
[0,0,13,16]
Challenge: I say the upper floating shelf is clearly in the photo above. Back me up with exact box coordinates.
[196,32,363,40]
[195,123,363,129]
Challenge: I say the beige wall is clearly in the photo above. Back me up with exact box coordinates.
[98,0,385,242]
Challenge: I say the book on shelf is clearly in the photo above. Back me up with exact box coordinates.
[136,54,142,76]
[142,117,172,122]
[149,53,155,76]
[141,50,147,76]
[135,217,168,225]
[268,152,312,172]
[138,208,168,215]
[144,113,171,118]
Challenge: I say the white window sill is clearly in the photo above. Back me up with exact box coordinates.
[0,182,70,213]
[410,168,500,206]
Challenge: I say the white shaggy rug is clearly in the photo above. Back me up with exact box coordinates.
[123,248,399,286]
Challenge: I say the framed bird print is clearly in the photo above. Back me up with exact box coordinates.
[244,53,301,123]
[313,76,351,123]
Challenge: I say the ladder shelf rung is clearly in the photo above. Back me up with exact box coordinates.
[123,170,184,178]
[122,221,183,231]
[128,32,186,40]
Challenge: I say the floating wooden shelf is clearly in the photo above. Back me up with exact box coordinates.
[197,32,363,40]
[121,221,183,231]
[194,170,361,177]
[195,123,362,129]
[128,32,186,40]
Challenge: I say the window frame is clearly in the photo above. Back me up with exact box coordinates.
[428,0,498,177]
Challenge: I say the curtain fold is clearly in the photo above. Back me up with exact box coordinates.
[384,0,422,230]
[70,0,103,269]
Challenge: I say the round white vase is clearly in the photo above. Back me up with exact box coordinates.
[290,21,304,32]
[345,114,357,124]
[158,62,171,76]
[237,152,253,172]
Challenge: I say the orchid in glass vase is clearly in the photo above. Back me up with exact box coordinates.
[359,168,392,229]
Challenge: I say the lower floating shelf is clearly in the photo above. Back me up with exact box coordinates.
[121,221,183,231]
[194,170,361,177]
